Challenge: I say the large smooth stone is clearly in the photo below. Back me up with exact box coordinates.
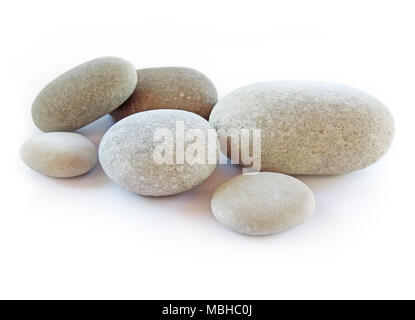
[209,81,394,174]
[32,56,137,132]
[211,172,315,236]
[20,132,98,177]
[99,110,218,196]
[110,67,217,121]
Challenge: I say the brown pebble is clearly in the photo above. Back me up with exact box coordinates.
[110,67,218,121]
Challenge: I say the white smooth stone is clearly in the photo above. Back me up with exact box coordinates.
[20,132,98,177]
[211,172,315,235]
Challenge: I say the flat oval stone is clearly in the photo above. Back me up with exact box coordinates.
[209,81,394,174]
[99,109,218,196]
[211,172,315,236]
[110,67,217,121]
[20,132,98,177]
[32,57,137,132]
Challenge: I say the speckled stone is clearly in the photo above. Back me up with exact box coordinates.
[209,81,395,174]
[20,132,97,177]
[211,172,315,236]
[99,110,218,196]
[110,67,218,121]
[32,57,137,132]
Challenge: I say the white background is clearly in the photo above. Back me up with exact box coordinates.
[1,0,414,299]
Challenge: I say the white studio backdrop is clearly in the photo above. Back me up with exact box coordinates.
[0,0,414,299]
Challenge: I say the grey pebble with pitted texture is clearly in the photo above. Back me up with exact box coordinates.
[209,81,394,174]
[99,109,218,196]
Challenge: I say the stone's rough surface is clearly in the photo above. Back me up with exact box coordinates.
[211,172,315,236]
[32,57,137,132]
[209,81,395,174]
[20,132,98,178]
[110,67,218,121]
[99,109,218,196]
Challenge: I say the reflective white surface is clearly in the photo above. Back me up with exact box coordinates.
[1,0,412,299]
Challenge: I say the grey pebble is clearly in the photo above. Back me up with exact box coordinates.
[20,132,98,177]
[32,56,137,132]
[99,109,218,196]
[209,81,394,174]
[111,67,218,121]
[211,172,315,236]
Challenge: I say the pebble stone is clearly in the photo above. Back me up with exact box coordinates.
[99,109,218,196]
[20,132,98,178]
[32,56,137,132]
[209,81,394,174]
[110,67,218,121]
[211,172,315,236]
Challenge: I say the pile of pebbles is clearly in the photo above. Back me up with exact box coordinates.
[20,56,395,236]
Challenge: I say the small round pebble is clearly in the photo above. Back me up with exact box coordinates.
[32,56,137,132]
[211,172,315,236]
[20,132,98,178]
[110,67,218,121]
[99,109,218,196]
